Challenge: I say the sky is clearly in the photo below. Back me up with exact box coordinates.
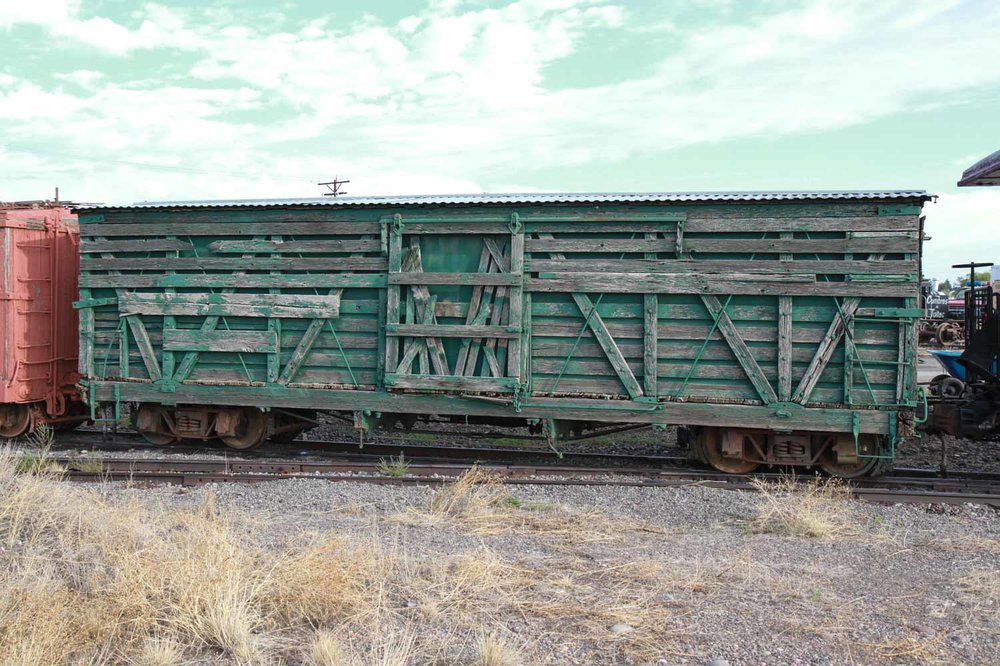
[1,0,999,281]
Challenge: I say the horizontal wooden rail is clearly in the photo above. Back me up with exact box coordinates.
[685,238,917,253]
[81,239,191,253]
[524,259,917,275]
[387,273,521,286]
[526,274,916,297]
[80,222,382,236]
[163,330,278,354]
[383,374,518,391]
[208,239,381,254]
[119,292,341,318]
[385,324,521,338]
[81,257,386,272]
[81,274,386,289]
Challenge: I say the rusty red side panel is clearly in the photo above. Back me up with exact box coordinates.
[0,207,81,418]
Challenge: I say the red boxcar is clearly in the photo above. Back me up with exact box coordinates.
[0,205,85,437]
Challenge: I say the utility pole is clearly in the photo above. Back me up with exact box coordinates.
[318,177,350,197]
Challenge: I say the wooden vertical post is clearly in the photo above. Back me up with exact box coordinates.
[507,213,524,382]
[160,236,180,380]
[385,215,403,375]
[777,232,793,402]
[266,235,282,383]
[643,232,658,398]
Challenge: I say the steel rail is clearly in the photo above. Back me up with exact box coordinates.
[40,454,1000,507]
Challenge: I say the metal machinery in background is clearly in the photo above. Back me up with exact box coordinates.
[926,150,1000,437]
[75,190,929,477]
[0,202,87,436]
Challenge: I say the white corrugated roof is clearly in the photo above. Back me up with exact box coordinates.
[78,190,933,210]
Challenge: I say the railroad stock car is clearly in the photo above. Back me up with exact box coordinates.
[0,205,85,436]
[76,191,930,476]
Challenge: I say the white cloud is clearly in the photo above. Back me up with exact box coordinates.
[922,190,1000,281]
[53,69,105,87]
[1,0,1000,206]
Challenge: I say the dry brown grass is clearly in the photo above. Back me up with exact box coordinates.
[306,630,346,666]
[749,476,856,539]
[475,632,522,666]
[0,452,695,663]
[393,465,663,544]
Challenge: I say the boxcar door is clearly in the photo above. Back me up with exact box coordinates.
[382,213,525,395]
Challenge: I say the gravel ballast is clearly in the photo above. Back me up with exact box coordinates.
[98,475,1000,665]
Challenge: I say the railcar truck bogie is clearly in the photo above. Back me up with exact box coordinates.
[75,191,929,475]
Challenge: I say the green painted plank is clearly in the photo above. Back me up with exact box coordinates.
[208,239,380,253]
[119,292,341,319]
[80,274,385,289]
[163,329,278,353]
[700,295,777,404]
[526,275,915,298]
[80,222,381,236]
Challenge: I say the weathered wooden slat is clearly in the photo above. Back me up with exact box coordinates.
[80,274,386,289]
[84,210,378,224]
[532,338,901,364]
[699,296,777,404]
[278,318,326,384]
[208,239,381,254]
[163,329,278,353]
[462,241,508,378]
[81,239,192,253]
[387,272,520,286]
[524,259,917,275]
[384,218,403,375]
[526,274,915,298]
[684,216,916,233]
[78,293,95,378]
[81,257,387,271]
[686,237,917,254]
[119,292,341,319]
[454,245,493,376]
[386,324,520,338]
[506,223,524,381]
[534,231,643,399]
[80,222,381,236]
[525,238,676,253]
[533,321,895,346]
[125,316,162,381]
[384,374,517,392]
[523,213,686,223]
[397,244,450,376]
[401,223,511,235]
[792,298,861,404]
[524,222,680,233]
[643,231,659,398]
[571,294,644,399]
[483,237,510,273]
[777,232,794,402]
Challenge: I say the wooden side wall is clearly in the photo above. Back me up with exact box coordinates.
[76,198,923,425]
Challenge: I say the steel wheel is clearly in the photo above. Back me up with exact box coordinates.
[699,427,760,474]
[134,404,177,445]
[0,404,32,439]
[221,408,267,450]
[819,434,882,478]
[140,431,179,446]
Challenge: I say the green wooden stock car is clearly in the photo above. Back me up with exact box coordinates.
[76,190,931,476]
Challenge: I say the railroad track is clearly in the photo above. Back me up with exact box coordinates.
[50,429,692,468]
[36,452,1000,507]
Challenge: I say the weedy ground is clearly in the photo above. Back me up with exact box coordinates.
[1,450,998,665]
